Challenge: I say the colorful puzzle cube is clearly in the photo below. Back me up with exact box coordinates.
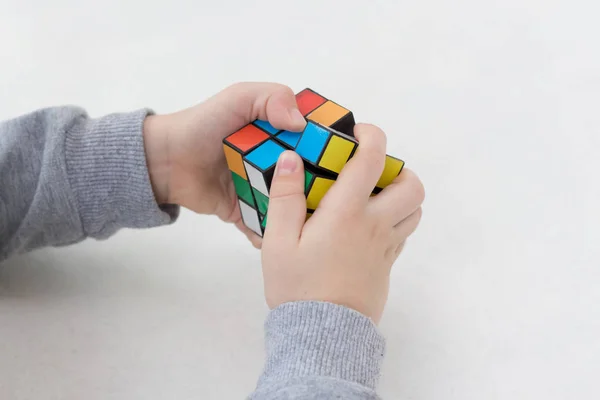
[223,88,405,237]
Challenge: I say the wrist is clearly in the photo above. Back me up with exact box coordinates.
[142,114,171,205]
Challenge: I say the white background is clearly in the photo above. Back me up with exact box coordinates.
[1,0,599,399]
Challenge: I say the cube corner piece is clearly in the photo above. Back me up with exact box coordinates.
[375,155,406,191]
[296,88,328,116]
[223,124,270,154]
[305,98,356,137]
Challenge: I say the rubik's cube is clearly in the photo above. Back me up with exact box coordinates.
[223,88,405,237]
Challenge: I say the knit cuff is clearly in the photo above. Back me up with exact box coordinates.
[260,301,386,390]
[64,109,179,238]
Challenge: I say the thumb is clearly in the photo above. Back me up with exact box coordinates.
[192,82,306,138]
[264,151,306,245]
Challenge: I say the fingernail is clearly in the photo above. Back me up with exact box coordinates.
[276,152,298,176]
[289,108,306,129]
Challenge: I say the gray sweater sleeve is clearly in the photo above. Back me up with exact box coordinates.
[251,302,385,399]
[0,107,178,260]
[0,108,385,399]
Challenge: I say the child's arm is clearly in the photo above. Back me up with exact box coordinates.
[250,127,424,399]
[0,107,178,261]
[0,84,424,398]
[0,83,305,260]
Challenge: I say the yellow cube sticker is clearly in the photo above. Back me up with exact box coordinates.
[318,136,356,173]
[376,156,405,189]
[306,177,335,209]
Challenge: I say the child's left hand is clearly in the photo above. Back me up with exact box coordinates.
[142,82,306,245]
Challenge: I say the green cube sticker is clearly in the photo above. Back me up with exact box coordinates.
[231,172,254,206]
[304,170,314,193]
[252,188,269,215]
[261,214,267,229]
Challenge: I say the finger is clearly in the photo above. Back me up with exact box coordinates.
[391,207,423,244]
[249,235,263,249]
[369,168,425,225]
[385,240,406,263]
[263,151,306,246]
[324,124,387,210]
[218,177,242,224]
[208,82,306,134]
[394,241,405,256]
[260,86,307,132]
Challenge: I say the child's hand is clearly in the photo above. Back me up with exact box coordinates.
[142,83,306,242]
[261,125,424,324]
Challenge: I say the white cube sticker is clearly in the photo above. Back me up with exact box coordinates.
[244,161,269,196]
[239,199,262,236]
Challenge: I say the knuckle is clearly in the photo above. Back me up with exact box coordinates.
[395,241,405,255]
[355,124,387,148]
[369,221,388,241]
[277,84,295,97]
[384,246,395,259]
[385,241,405,259]
[399,209,423,238]
[414,207,423,222]
[355,123,386,138]
[358,146,386,171]
[227,82,293,98]
[338,205,361,222]
[266,83,295,100]
[227,81,250,93]
[402,169,425,204]
[412,177,426,204]
[406,208,423,234]
[270,191,304,204]
[327,206,358,233]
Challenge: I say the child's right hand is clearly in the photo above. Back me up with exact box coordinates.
[261,124,424,324]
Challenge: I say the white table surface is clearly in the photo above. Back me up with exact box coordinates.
[1,1,599,399]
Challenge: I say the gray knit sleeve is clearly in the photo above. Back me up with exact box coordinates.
[250,301,385,399]
[0,107,178,261]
